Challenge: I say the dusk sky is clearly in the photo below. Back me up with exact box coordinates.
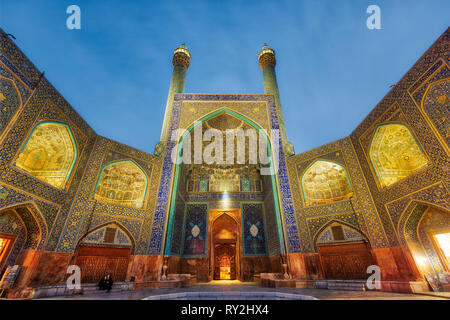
[1,0,449,154]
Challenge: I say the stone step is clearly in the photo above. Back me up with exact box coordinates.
[32,282,133,299]
[326,280,366,291]
[143,291,318,300]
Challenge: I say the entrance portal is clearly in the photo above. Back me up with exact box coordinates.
[210,211,239,281]
[214,243,236,280]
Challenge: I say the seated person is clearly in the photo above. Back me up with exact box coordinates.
[104,274,113,292]
[98,275,107,290]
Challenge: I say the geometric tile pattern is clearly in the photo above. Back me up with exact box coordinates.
[0,25,448,273]
[262,184,281,256]
[242,202,267,256]
[149,94,300,255]
[182,203,208,257]
[350,28,450,250]
[0,74,25,135]
[57,137,159,254]
[421,78,449,149]
[287,138,387,252]
[170,193,186,256]
[387,182,450,241]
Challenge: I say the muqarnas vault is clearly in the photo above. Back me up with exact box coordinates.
[0,27,449,298]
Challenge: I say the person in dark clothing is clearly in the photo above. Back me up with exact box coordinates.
[104,274,113,292]
[98,275,107,291]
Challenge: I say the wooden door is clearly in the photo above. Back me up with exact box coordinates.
[74,245,131,283]
[318,242,374,279]
[214,243,236,280]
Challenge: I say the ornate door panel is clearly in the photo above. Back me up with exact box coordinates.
[74,245,131,283]
[318,242,374,279]
[214,243,236,280]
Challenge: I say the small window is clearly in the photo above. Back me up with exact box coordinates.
[331,226,345,241]
[104,227,117,243]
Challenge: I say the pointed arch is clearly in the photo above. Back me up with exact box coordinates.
[94,160,148,209]
[210,211,240,280]
[73,221,134,282]
[164,108,285,255]
[398,200,450,246]
[0,202,50,271]
[313,219,369,250]
[399,202,450,277]
[77,221,136,253]
[369,123,429,188]
[315,219,374,279]
[300,160,353,207]
[15,121,78,189]
[212,212,238,242]
[0,201,49,250]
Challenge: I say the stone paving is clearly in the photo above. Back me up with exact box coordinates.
[39,281,450,300]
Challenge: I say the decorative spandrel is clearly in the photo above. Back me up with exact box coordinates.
[0,76,21,134]
[370,124,429,188]
[94,161,147,209]
[423,79,450,149]
[15,122,77,189]
[301,160,353,207]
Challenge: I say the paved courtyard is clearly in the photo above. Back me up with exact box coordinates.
[40,281,450,300]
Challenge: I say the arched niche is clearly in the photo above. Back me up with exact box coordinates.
[402,203,450,282]
[15,121,77,189]
[314,221,373,279]
[0,203,48,273]
[301,160,353,207]
[369,123,429,188]
[94,160,148,209]
[74,222,135,283]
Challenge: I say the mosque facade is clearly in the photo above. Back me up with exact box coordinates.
[0,27,448,298]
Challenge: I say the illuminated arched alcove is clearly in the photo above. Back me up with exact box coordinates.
[369,123,428,188]
[94,160,147,209]
[15,121,77,189]
[301,160,353,207]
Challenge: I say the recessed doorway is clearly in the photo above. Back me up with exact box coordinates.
[214,243,236,280]
[210,211,240,281]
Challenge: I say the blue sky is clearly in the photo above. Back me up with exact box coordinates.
[1,0,449,154]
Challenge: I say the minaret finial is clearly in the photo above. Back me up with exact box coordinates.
[173,44,191,68]
[258,44,276,69]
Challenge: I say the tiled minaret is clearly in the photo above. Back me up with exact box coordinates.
[258,45,294,156]
[160,44,191,142]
